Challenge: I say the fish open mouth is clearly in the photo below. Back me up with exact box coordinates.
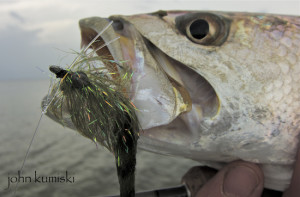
[79,17,220,153]
[42,12,300,192]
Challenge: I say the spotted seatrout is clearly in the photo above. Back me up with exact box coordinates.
[44,11,300,191]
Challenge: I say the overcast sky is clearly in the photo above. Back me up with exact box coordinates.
[0,0,299,80]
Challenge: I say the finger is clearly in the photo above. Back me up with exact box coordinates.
[196,161,264,197]
[283,149,300,197]
[181,166,218,196]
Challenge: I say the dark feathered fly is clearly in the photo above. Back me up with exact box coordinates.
[49,64,139,197]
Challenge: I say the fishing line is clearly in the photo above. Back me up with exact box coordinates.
[83,21,113,53]
[12,73,59,196]
[13,112,44,196]
[65,20,114,72]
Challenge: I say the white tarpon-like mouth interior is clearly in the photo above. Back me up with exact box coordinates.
[80,23,219,127]
[80,24,219,121]
[80,27,116,66]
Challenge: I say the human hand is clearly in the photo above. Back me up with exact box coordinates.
[182,149,300,197]
[283,148,300,197]
[182,161,264,197]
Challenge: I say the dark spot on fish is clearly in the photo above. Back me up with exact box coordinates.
[151,10,168,17]
[112,20,124,31]
[273,17,288,26]
[209,114,232,136]
[241,143,253,149]
[271,128,280,137]
[155,98,163,106]
[252,108,269,121]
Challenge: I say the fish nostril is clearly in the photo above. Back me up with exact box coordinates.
[112,20,124,31]
[189,19,209,40]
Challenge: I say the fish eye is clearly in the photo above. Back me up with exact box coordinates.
[188,19,209,40]
[176,13,230,46]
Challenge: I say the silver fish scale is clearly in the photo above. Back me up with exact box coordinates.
[220,15,300,140]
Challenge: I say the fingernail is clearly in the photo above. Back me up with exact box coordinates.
[223,165,259,196]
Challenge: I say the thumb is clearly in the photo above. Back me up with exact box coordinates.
[283,148,300,197]
[185,161,264,197]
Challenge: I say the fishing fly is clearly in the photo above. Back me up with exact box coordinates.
[15,21,140,197]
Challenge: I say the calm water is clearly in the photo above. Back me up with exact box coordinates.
[0,80,199,197]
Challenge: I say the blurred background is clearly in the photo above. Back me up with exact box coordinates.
[0,0,299,196]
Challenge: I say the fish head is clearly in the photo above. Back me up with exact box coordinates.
[45,10,300,191]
